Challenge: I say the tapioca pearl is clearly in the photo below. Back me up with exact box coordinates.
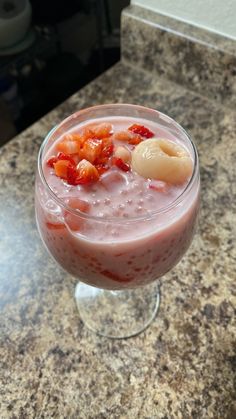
[120,189,128,196]
[104,198,111,205]
[118,204,125,210]
[122,213,129,218]
[138,199,144,205]
[126,198,133,205]
[93,200,101,207]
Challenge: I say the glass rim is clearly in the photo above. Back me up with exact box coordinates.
[37,103,199,223]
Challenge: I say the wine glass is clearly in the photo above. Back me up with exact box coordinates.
[35,104,200,338]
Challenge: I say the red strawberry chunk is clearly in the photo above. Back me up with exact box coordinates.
[67,197,90,213]
[101,270,133,283]
[67,165,79,185]
[81,139,103,163]
[46,222,65,230]
[113,130,133,142]
[128,124,154,138]
[127,134,143,145]
[82,128,97,141]
[101,137,114,157]
[47,156,58,167]
[57,152,76,165]
[113,157,130,172]
[57,136,81,154]
[113,130,143,145]
[92,123,113,139]
[76,159,99,184]
[54,160,73,179]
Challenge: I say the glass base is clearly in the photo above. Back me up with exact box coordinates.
[75,281,160,338]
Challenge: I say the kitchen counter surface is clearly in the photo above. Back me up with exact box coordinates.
[0,59,235,418]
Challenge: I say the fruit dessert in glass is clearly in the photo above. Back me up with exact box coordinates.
[35,104,200,338]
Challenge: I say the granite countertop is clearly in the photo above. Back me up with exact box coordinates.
[0,6,236,419]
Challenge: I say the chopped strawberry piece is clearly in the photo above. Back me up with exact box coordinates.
[64,198,90,231]
[46,222,65,230]
[47,156,58,167]
[101,270,133,282]
[57,136,81,154]
[67,197,90,213]
[76,159,99,184]
[92,123,113,139]
[67,133,85,143]
[101,137,114,157]
[80,139,103,164]
[113,130,134,142]
[149,180,168,193]
[113,157,130,172]
[128,124,154,138]
[113,130,143,145]
[57,152,76,165]
[128,134,143,145]
[67,165,79,185]
[54,160,73,179]
[82,128,97,141]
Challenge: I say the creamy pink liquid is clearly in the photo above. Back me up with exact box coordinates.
[36,116,199,289]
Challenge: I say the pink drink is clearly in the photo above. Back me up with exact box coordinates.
[35,106,200,290]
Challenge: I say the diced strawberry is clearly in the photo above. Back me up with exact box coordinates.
[76,159,99,184]
[101,270,133,283]
[80,139,103,163]
[113,130,142,145]
[67,165,79,185]
[57,136,81,154]
[82,128,97,141]
[92,123,113,139]
[64,198,90,231]
[47,156,58,167]
[57,152,76,165]
[113,157,130,172]
[54,160,73,179]
[101,137,114,157]
[46,222,65,230]
[149,180,168,193]
[128,134,143,145]
[67,197,90,213]
[113,130,134,142]
[67,133,85,144]
[128,124,154,138]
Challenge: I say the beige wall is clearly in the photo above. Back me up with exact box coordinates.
[131,0,236,39]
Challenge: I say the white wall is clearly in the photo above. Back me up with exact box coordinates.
[132,0,236,40]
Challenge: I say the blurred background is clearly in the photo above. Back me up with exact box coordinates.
[0,0,129,146]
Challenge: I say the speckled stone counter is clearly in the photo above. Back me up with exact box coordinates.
[0,6,236,419]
